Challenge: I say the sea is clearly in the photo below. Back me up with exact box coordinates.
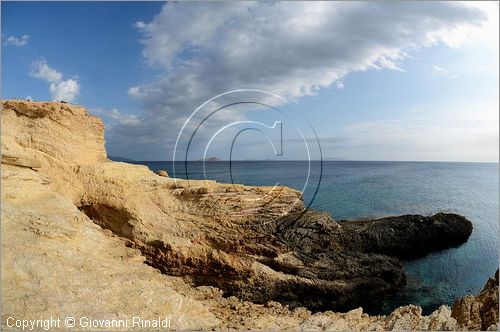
[129,160,499,315]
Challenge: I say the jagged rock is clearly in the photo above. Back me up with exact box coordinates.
[383,305,458,331]
[451,270,499,330]
[1,100,494,330]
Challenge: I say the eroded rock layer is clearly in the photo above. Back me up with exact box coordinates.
[1,100,497,330]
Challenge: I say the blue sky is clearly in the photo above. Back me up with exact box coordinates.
[2,2,498,162]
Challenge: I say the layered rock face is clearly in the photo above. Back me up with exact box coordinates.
[1,100,497,330]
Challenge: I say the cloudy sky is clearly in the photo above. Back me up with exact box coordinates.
[2,1,499,162]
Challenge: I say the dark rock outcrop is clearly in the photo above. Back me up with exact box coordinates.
[339,213,473,259]
[203,210,473,311]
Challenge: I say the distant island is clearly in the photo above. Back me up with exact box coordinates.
[324,157,348,161]
[199,157,222,161]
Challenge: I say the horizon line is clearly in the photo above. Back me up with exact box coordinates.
[110,158,499,164]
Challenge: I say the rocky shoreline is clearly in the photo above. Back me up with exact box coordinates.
[1,100,498,330]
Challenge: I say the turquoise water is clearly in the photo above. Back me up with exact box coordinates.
[133,160,499,315]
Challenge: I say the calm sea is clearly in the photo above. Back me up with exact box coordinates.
[130,160,499,315]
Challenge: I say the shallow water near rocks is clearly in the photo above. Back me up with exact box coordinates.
[132,160,499,315]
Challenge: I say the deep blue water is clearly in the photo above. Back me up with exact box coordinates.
[131,160,499,315]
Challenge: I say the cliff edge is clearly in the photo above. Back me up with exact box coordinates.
[1,100,497,330]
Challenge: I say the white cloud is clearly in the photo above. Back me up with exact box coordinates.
[336,81,344,89]
[433,65,448,73]
[133,2,485,98]
[30,59,80,102]
[92,108,141,126]
[127,86,144,98]
[331,102,499,162]
[113,2,489,159]
[5,34,29,46]
[49,79,80,102]
[133,21,146,29]
[30,60,62,83]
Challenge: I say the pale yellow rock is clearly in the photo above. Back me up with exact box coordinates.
[156,169,169,177]
[452,270,499,331]
[2,100,107,165]
[1,165,219,330]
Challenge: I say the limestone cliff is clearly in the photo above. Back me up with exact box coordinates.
[1,100,497,330]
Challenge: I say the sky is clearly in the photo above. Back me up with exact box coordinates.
[2,1,499,162]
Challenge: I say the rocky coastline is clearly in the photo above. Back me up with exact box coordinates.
[1,100,498,330]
